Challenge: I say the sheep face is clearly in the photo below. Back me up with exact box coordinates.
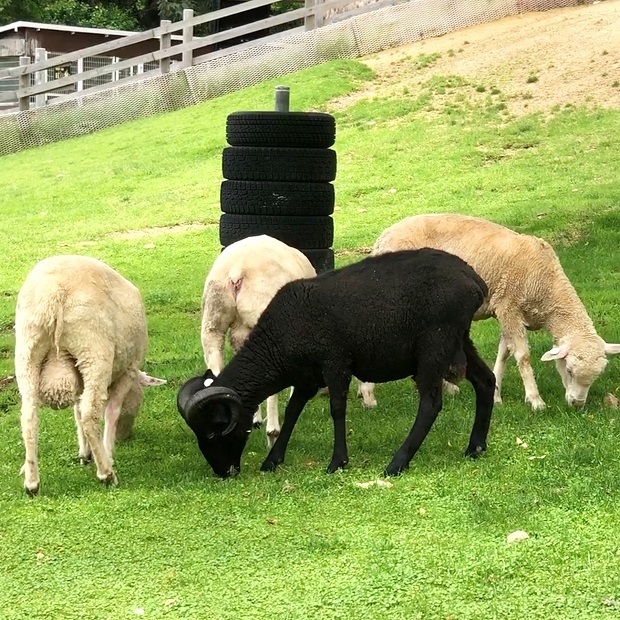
[195,417,249,479]
[541,336,619,406]
[115,371,167,440]
[177,372,251,478]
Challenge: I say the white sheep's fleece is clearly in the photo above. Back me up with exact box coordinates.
[201,235,317,446]
[359,213,620,410]
[15,254,165,494]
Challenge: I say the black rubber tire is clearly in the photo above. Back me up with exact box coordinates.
[219,215,334,249]
[226,112,336,148]
[220,180,335,216]
[302,248,335,274]
[222,147,337,182]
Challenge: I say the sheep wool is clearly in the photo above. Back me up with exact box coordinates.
[14,254,165,495]
[200,235,316,447]
[359,213,620,410]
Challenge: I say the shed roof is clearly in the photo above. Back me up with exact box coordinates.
[0,21,184,40]
[0,21,144,38]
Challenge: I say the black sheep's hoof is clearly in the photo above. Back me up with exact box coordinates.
[465,444,486,459]
[326,457,348,474]
[384,460,408,477]
[260,457,282,472]
[253,421,262,430]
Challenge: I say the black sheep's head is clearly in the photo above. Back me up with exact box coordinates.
[177,370,251,479]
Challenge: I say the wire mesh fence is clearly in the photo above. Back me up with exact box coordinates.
[0,0,583,157]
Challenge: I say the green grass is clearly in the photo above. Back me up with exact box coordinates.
[1,57,620,619]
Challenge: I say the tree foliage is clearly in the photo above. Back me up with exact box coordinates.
[0,0,219,31]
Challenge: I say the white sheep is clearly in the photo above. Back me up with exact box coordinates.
[15,255,165,495]
[358,214,620,410]
[200,235,317,447]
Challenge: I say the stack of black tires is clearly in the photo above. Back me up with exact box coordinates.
[220,111,337,273]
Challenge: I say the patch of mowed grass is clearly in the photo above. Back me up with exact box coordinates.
[1,57,620,619]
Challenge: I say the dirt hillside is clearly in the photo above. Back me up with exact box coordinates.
[335,0,620,115]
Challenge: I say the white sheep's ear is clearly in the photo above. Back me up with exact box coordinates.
[604,343,620,355]
[139,371,167,387]
[541,344,569,362]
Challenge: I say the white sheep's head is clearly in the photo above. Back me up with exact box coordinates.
[115,371,167,441]
[541,336,620,407]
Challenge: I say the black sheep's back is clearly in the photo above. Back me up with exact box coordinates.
[256,249,487,384]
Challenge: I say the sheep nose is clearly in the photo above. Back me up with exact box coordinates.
[568,397,586,408]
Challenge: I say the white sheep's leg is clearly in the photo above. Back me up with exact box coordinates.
[15,342,47,496]
[253,402,263,428]
[74,403,92,464]
[357,380,377,408]
[500,318,545,410]
[265,394,280,448]
[204,334,225,376]
[19,388,41,495]
[492,334,511,405]
[103,372,136,460]
[79,366,117,486]
[201,281,235,374]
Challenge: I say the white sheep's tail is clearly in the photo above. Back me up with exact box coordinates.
[53,300,63,355]
[38,289,65,355]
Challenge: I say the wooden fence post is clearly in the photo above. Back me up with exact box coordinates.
[160,20,172,74]
[34,48,47,108]
[18,56,30,111]
[304,0,316,31]
[315,0,325,28]
[182,9,194,69]
[77,57,84,91]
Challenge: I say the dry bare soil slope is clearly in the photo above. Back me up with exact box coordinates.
[334,0,620,115]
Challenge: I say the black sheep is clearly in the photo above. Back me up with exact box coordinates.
[178,248,496,478]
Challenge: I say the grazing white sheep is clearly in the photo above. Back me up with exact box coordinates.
[358,214,620,410]
[200,235,317,447]
[15,255,165,495]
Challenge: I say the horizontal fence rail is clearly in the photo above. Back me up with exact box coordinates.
[0,0,369,110]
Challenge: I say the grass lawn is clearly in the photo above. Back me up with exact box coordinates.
[1,56,620,620]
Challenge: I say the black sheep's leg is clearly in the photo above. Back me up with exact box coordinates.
[463,335,496,457]
[260,384,317,472]
[385,377,443,476]
[324,371,353,473]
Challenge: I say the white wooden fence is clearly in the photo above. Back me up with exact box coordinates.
[0,0,381,112]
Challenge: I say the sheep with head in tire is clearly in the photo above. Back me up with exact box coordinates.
[179,248,495,479]
[200,235,317,448]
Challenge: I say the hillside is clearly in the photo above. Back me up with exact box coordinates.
[334,0,620,116]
